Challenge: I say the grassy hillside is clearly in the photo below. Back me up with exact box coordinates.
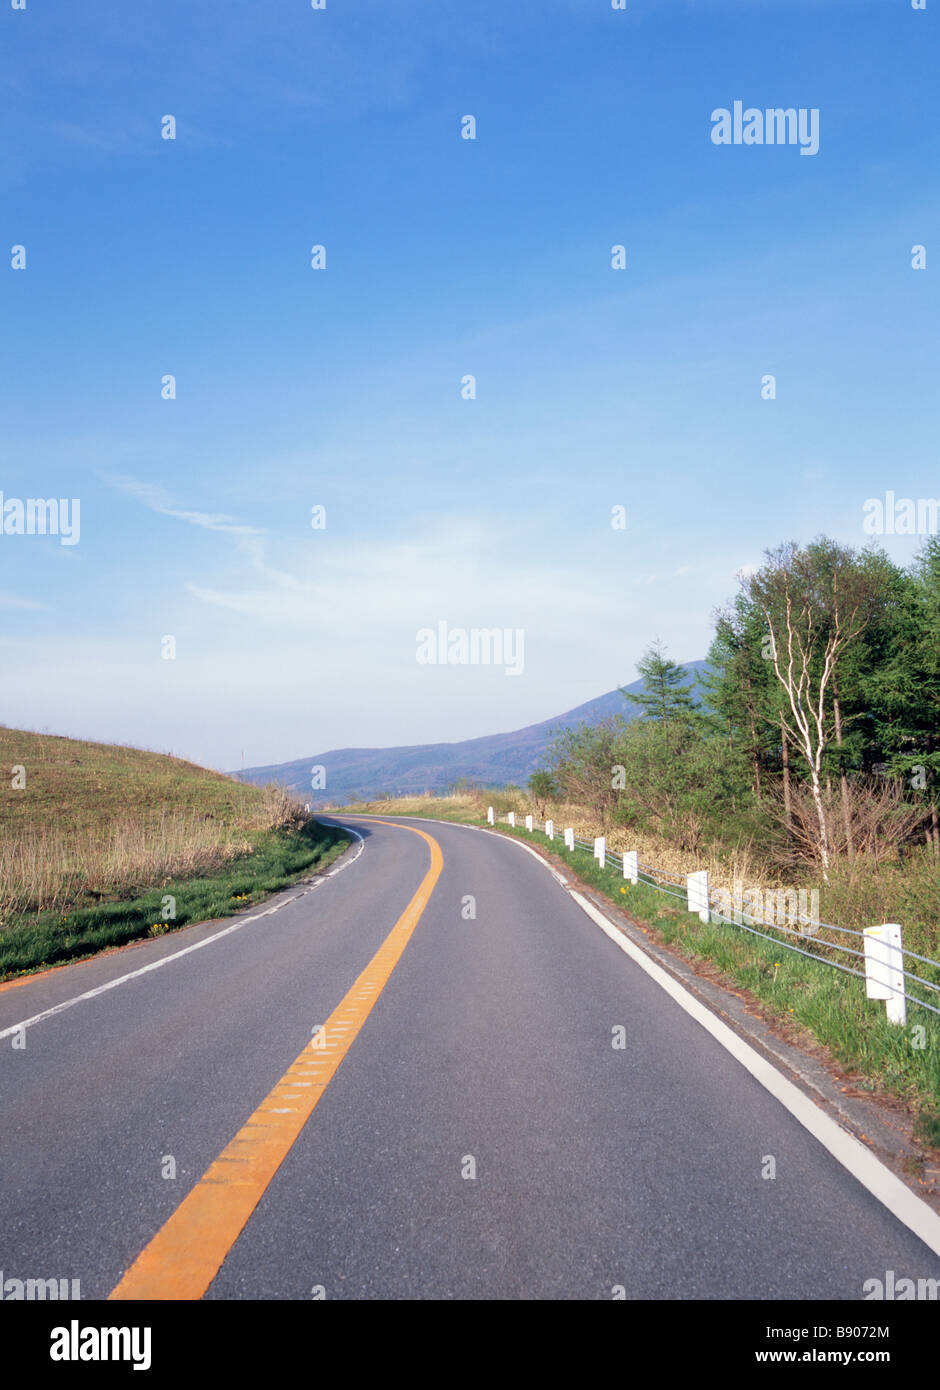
[0,728,349,978]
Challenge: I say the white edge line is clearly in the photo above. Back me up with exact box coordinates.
[571,890,940,1261]
[352,812,940,1259]
[0,827,365,1042]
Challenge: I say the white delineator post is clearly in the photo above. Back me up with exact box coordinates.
[546,819,554,840]
[525,815,533,831]
[687,870,710,924]
[594,836,606,869]
[623,851,638,884]
[564,827,574,850]
[508,812,515,827]
[487,806,494,825]
[864,923,906,1025]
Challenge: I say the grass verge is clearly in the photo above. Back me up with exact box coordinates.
[0,819,351,981]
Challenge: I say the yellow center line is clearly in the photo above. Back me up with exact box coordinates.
[109,820,442,1301]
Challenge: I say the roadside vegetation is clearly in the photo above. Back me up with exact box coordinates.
[512,823,940,1150]
[0,728,349,979]
[345,535,940,1139]
[347,787,940,1143]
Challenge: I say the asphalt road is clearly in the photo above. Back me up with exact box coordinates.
[1,813,937,1300]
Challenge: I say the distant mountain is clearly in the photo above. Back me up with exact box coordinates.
[234,661,709,806]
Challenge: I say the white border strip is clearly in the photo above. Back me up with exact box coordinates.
[351,813,940,1258]
[0,828,365,1042]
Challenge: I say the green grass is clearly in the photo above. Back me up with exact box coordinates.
[0,819,351,981]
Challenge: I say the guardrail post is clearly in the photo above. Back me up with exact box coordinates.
[508,812,515,827]
[864,923,906,1025]
[546,819,554,840]
[525,815,533,831]
[687,870,710,924]
[594,836,606,868]
[623,850,638,884]
[564,827,574,850]
[487,806,494,825]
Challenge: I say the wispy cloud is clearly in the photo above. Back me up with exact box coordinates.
[101,473,266,537]
[184,519,616,632]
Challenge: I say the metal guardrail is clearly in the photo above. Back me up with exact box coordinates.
[488,810,940,1024]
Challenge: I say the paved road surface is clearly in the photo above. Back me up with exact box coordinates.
[1,814,936,1299]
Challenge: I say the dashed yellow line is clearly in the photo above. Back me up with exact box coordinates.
[109,821,443,1301]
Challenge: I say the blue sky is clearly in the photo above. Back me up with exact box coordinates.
[1,0,937,770]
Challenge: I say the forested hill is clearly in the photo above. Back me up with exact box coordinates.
[235,661,709,803]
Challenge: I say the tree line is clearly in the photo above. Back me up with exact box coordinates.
[535,536,940,879]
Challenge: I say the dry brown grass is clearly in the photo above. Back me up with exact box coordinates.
[522,800,771,898]
[0,727,308,923]
[0,811,254,917]
[347,793,484,819]
[348,789,772,895]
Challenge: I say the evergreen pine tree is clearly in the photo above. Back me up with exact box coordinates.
[622,641,697,726]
